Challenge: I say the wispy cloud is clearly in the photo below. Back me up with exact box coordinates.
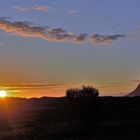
[13,5,29,12]
[0,17,125,45]
[0,83,79,91]
[34,5,52,11]
[90,34,125,45]
[68,9,78,15]
[13,5,53,12]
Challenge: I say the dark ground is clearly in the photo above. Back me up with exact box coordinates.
[0,96,140,140]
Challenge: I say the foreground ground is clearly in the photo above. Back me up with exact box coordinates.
[0,96,140,140]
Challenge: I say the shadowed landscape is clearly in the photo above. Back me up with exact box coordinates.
[0,86,140,140]
[0,0,140,139]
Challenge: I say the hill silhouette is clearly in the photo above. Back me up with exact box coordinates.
[0,96,140,139]
[128,83,140,96]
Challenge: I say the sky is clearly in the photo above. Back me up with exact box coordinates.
[0,0,140,98]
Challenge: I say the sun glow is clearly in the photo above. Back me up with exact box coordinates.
[0,90,7,97]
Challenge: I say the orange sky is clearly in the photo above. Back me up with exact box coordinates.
[0,81,138,98]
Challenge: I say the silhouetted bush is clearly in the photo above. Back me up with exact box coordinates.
[66,85,99,99]
[66,86,100,131]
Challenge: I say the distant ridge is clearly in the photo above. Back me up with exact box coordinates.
[128,83,140,96]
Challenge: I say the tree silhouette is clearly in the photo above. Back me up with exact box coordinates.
[66,86,100,131]
[66,85,99,99]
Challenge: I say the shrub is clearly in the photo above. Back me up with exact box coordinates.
[66,86,100,132]
[66,85,99,99]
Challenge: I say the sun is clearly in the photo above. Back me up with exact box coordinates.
[0,90,7,98]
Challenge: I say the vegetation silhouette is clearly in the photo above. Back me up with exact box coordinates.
[66,85,99,98]
[66,86,100,132]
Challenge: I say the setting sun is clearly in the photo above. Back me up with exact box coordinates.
[0,90,7,97]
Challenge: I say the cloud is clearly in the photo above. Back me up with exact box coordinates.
[13,5,53,12]
[90,34,126,45]
[0,18,125,45]
[68,9,78,15]
[34,5,52,11]
[0,18,87,42]
[76,33,88,42]
[1,83,79,91]
[13,5,29,12]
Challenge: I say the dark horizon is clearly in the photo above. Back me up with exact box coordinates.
[0,0,140,97]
